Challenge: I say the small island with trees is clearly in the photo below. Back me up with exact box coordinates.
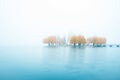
[43,34,119,48]
[43,34,107,47]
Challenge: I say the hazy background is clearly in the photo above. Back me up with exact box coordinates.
[0,0,120,46]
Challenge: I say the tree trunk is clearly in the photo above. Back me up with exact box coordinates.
[78,43,81,47]
[73,43,76,47]
[93,43,95,47]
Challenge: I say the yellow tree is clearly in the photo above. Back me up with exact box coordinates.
[49,36,57,44]
[95,37,106,44]
[43,36,57,46]
[81,35,86,44]
[43,37,49,46]
[76,35,86,47]
[87,36,106,47]
[76,35,82,46]
[70,36,77,46]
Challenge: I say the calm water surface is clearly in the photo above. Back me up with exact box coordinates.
[0,46,120,80]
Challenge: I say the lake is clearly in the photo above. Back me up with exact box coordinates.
[0,46,120,80]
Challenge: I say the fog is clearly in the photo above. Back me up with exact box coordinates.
[0,0,120,46]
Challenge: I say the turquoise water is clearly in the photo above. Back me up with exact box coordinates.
[0,46,120,80]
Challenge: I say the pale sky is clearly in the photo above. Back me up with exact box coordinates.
[0,0,120,46]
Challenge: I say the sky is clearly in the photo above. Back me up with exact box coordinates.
[0,0,120,46]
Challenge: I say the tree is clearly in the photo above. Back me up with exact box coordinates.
[81,35,86,45]
[76,35,86,47]
[43,38,49,46]
[87,36,106,47]
[76,36,82,46]
[70,35,86,47]
[70,36,77,46]
[49,36,57,45]
[43,36,57,46]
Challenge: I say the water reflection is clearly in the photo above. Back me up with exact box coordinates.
[1,46,120,80]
